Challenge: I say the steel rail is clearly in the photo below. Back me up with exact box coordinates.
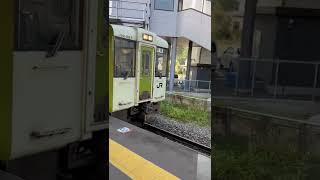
[143,123,211,156]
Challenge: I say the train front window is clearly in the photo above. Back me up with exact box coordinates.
[14,0,83,52]
[155,48,168,77]
[114,38,136,78]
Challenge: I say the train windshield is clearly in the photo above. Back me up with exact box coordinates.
[155,47,168,77]
[114,38,136,78]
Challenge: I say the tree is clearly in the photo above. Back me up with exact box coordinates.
[217,0,239,11]
[175,45,188,76]
[213,0,241,41]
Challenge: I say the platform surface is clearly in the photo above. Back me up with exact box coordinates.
[109,116,211,180]
[0,170,24,180]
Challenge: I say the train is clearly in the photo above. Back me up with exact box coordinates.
[0,0,168,178]
[109,24,168,119]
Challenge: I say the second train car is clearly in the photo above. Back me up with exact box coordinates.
[109,25,169,120]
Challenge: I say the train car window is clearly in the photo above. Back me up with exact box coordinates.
[155,48,168,77]
[114,38,136,78]
[142,52,150,75]
[14,0,83,51]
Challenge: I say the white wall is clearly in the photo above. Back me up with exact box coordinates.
[177,9,211,50]
[149,0,179,37]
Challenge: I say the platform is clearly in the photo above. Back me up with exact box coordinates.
[109,116,211,180]
[0,170,24,180]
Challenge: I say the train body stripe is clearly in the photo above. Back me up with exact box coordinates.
[0,0,13,160]
[109,139,180,180]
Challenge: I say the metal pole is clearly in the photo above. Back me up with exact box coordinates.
[313,64,319,101]
[185,41,193,81]
[251,58,257,96]
[274,59,280,98]
[196,80,199,92]
[239,0,258,92]
[169,38,177,92]
[235,59,240,96]
[116,1,119,19]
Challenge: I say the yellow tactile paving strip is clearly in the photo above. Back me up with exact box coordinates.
[109,139,180,180]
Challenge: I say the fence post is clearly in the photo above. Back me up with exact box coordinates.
[273,59,280,99]
[251,58,257,96]
[313,64,319,101]
[196,80,199,92]
[235,58,240,96]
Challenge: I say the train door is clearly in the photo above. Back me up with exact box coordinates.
[138,45,155,102]
[153,47,168,101]
[11,0,84,158]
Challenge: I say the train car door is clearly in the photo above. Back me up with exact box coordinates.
[138,45,155,102]
[10,0,84,158]
[153,47,168,102]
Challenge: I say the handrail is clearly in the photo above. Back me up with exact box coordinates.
[109,0,149,22]
[178,0,211,16]
[233,57,320,65]
[214,106,320,128]
[109,7,145,12]
[179,8,211,17]
[110,0,147,5]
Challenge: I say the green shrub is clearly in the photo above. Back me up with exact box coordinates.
[213,135,320,180]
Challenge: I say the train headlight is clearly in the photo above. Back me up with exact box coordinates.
[143,34,153,42]
[148,35,153,41]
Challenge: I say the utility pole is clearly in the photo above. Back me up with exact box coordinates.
[238,0,258,91]
[185,41,193,80]
[169,37,177,92]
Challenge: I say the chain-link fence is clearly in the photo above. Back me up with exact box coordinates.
[167,79,211,93]
[213,58,320,101]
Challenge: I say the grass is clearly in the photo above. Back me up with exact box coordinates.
[159,100,210,127]
[213,135,320,180]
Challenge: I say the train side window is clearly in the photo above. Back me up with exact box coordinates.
[14,0,83,51]
[155,48,168,77]
[114,38,136,78]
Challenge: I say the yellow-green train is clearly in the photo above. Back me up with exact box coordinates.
[109,25,169,115]
[0,0,168,177]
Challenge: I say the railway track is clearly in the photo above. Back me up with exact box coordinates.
[143,123,211,156]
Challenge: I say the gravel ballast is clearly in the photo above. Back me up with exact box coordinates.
[146,113,211,148]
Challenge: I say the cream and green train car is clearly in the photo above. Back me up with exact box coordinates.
[109,25,169,117]
[0,0,108,177]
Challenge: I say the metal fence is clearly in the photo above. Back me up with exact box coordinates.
[213,58,320,101]
[109,0,149,22]
[213,106,320,155]
[167,79,211,94]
